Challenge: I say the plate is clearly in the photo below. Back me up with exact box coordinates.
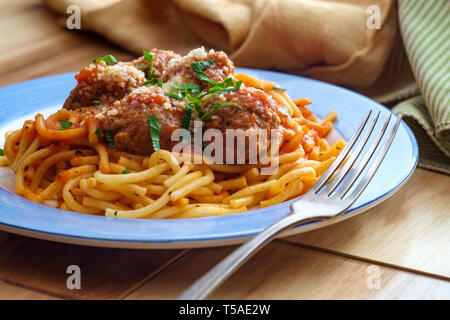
[0,69,418,249]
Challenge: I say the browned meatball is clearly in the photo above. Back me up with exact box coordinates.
[129,49,181,79]
[203,86,282,134]
[202,86,285,163]
[63,60,146,110]
[162,48,234,90]
[98,86,186,155]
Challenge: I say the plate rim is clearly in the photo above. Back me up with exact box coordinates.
[0,69,419,248]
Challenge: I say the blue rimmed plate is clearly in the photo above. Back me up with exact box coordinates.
[0,69,418,248]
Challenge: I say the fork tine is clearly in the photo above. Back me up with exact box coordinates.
[310,110,372,194]
[333,113,391,199]
[336,114,402,200]
[322,111,381,196]
[343,115,402,202]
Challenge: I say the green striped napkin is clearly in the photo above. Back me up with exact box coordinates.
[393,0,450,174]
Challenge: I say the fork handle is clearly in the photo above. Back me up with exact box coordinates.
[176,214,320,300]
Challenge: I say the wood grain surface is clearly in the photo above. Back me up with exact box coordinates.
[284,169,450,278]
[0,0,448,300]
[127,243,450,300]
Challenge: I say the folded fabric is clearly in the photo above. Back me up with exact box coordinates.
[44,0,449,173]
[394,0,449,174]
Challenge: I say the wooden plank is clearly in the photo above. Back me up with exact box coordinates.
[283,169,450,277]
[0,2,134,87]
[0,280,58,300]
[0,233,185,299]
[126,242,450,300]
[0,231,9,246]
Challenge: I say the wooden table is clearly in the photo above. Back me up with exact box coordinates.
[0,1,448,300]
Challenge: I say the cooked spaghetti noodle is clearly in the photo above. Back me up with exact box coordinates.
[0,48,344,219]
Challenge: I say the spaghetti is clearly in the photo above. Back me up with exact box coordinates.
[0,48,344,219]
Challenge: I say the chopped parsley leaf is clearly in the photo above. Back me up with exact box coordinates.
[182,104,192,131]
[169,83,200,94]
[142,78,163,88]
[92,100,101,105]
[143,50,154,78]
[199,79,242,98]
[135,65,148,71]
[95,128,103,139]
[104,130,115,148]
[58,120,73,130]
[272,87,287,92]
[143,51,153,60]
[191,59,216,84]
[165,83,200,101]
[201,102,238,121]
[148,115,161,152]
[92,54,118,66]
[0,148,4,156]
[185,94,203,117]
[164,92,183,100]
[121,168,132,174]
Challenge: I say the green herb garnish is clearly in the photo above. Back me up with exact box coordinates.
[58,120,73,130]
[162,58,242,122]
[104,130,115,148]
[142,78,163,87]
[95,128,104,139]
[143,51,153,60]
[272,87,287,92]
[121,168,131,174]
[148,115,160,152]
[0,148,4,156]
[92,100,101,105]
[164,92,183,100]
[198,79,242,99]
[143,50,154,78]
[182,104,192,132]
[141,51,164,87]
[191,59,216,84]
[135,65,148,72]
[185,94,203,117]
[201,102,238,121]
[114,210,118,216]
[165,84,200,101]
[169,84,200,94]
[92,54,118,66]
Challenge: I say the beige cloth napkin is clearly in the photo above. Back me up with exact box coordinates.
[45,0,448,173]
[46,0,408,88]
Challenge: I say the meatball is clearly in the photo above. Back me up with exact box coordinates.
[162,48,234,90]
[98,86,186,155]
[203,86,282,134]
[202,86,285,164]
[63,60,146,110]
[129,49,181,79]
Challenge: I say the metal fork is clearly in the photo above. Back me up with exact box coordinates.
[177,110,402,300]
